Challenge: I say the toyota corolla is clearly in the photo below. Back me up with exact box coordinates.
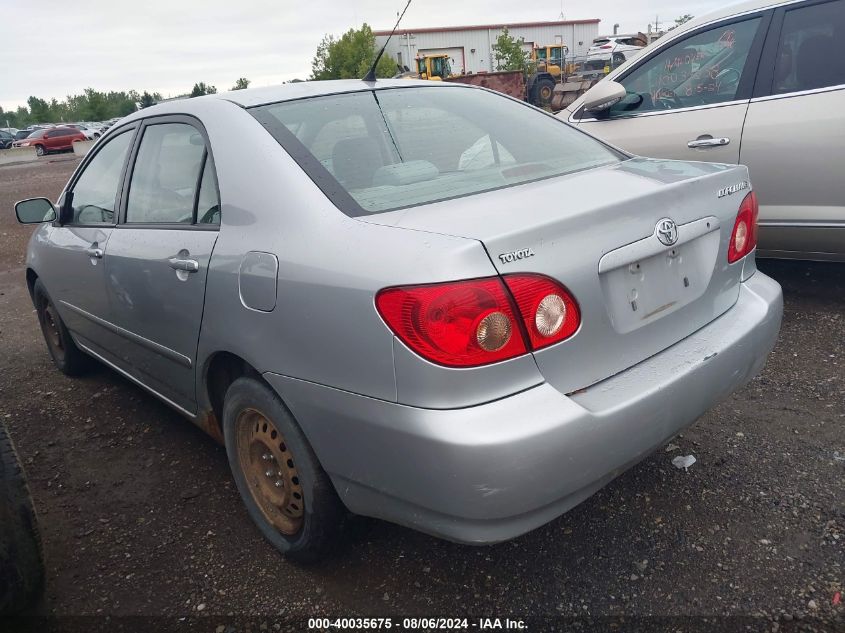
[15,79,782,560]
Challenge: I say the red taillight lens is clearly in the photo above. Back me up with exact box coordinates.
[728,191,759,263]
[376,274,581,367]
[600,44,613,49]
[375,278,528,367]
[503,274,581,350]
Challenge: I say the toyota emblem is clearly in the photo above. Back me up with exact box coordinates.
[655,218,679,246]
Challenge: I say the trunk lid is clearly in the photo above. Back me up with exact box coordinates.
[363,157,753,394]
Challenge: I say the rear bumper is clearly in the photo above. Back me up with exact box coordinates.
[265,272,782,544]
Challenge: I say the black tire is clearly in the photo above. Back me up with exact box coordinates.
[532,77,556,108]
[33,279,92,376]
[0,422,45,615]
[223,377,345,562]
[34,145,45,157]
[612,52,626,67]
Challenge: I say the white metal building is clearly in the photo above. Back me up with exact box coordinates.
[375,19,601,75]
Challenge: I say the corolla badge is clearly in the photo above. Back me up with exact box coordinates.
[717,181,749,198]
[655,218,679,246]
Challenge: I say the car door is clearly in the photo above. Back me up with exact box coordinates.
[103,116,220,413]
[741,0,845,259]
[36,126,137,354]
[574,12,771,164]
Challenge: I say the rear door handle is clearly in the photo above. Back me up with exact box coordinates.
[169,258,199,272]
[85,247,103,259]
[687,136,730,148]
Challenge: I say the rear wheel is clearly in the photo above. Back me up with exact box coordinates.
[0,422,45,615]
[612,52,626,67]
[33,279,92,376]
[223,377,345,562]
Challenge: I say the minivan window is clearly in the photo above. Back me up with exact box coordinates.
[251,87,621,215]
[608,17,761,116]
[772,0,845,94]
[126,123,206,224]
[69,130,133,224]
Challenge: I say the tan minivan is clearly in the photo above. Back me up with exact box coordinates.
[562,0,845,261]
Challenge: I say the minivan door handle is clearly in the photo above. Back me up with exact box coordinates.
[687,135,730,148]
[168,258,199,273]
[85,247,104,259]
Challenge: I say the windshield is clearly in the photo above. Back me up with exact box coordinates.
[250,87,621,216]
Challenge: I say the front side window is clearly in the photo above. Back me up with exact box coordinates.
[69,130,133,224]
[772,0,845,94]
[252,87,621,215]
[126,123,206,224]
[608,17,761,116]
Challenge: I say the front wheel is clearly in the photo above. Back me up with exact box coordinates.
[223,377,345,562]
[33,279,92,376]
[34,145,45,157]
[532,77,556,108]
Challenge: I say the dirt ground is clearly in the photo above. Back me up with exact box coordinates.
[0,159,842,630]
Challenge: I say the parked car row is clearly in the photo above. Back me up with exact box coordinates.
[563,0,845,262]
[11,127,88,156]
[1,118,125,152]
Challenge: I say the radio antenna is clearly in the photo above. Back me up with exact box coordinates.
[363,0,412,83]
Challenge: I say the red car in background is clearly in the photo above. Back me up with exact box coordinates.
[12,127,87,156]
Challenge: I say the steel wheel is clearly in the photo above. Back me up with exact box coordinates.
[39,300,64,362]
[235,408,304,536]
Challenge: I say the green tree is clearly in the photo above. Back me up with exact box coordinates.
[230,77,251,90]
[491,27,530,72]
[310,24,397,80]
[139,91,157,108]
[190,82,217,97]
[669,14,694,30]
[27,97,51,123]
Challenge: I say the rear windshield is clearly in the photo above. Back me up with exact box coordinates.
[250,86,621,216]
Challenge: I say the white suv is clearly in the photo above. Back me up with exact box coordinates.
[563,0,845,262]
[586,35,647,68]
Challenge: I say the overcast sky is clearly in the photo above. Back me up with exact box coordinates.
[2,0,736,112]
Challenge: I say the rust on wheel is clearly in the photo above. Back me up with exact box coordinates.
[235,408,304,535]
[40,301,64,358]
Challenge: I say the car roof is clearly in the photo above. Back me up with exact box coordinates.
[664,0,799,35]
[210,78,451,108]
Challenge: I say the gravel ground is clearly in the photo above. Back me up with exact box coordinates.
[0,159,842,630]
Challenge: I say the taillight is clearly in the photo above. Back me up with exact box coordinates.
[600,44,613,49]
[503,274,581,350]
[728,191,759,263]
[376,274,580,367]
[375,278,528,367]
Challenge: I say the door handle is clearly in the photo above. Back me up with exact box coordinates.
[687,136,730,148]
[85,247,104,259]
[168,258,199,273]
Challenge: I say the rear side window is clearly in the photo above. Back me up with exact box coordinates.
[772,0,845,94]
[251,87,620,215]
[126,123,206,224]
[609,17,761,116]
[69,130,133,224]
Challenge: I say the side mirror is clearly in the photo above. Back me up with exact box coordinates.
[15,198,57,224]
[583,80,627,113]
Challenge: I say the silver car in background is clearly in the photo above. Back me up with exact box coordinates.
[562,0,845,261]
[16,80,782,560]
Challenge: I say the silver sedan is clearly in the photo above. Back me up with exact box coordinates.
[15,80,782,560]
